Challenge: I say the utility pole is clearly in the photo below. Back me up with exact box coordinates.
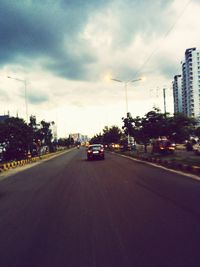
[163,88,167,116]
[7,76,28,123]
[110,77,144,148]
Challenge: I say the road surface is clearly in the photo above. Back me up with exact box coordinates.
[0,148,200,267]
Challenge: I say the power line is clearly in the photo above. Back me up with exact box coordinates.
[134,0,193,78]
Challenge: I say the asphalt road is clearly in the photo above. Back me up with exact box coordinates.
[0,148,200,267]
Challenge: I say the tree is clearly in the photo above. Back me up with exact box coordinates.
[102,126,122,145]
[0,117,32,160]
[90,133,103,144]
[39,120,52,145]
[0,115,57,161]
[57,136,74,148]
[29,115,41,155]
[122,108,197,152]
[122,115,151,152]
[57,138,67,147]
[66,136,74,147]
[168,113,197,143]
[143,109,169,138]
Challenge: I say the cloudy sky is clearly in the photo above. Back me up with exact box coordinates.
[0,0,200,137]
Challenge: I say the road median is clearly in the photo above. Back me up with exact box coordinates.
[0,148,74,173]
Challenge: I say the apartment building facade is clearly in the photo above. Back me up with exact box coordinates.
[173,47,200,122]
[172,74,182,113]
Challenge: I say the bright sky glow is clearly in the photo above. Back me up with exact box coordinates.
[0,0,200,137]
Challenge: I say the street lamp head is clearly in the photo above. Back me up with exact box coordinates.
[111,78,123,83]
[140,76,146,82]
[130,76,146,83]
[7,76,25,83]
[104,73,112,82]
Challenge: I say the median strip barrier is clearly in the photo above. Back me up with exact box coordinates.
[11,161,17,168]
[0,164,4,173]
[4,163,10,170]
[0,148,74,173]
[0,157,43,172]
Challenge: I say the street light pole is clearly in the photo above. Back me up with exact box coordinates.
[7,76,29,123]
[110,77,144,147]
[163,88,167,116]
[111,77,143,115]
[124,82,128,115]
[24,79,28,123]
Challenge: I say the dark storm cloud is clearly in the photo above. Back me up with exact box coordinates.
[0,0,176,80]
[0,0,101,79]
[0,2,60,60]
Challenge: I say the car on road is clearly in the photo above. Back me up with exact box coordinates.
[151,139,175,154]
[87,144,105,160]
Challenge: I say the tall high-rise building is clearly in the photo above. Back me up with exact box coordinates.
[172,74,182,113]
[181,62,187,115]
[182,48,200,119]
[173,48,200,122]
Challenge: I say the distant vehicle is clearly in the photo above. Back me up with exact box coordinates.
[87,144,105,160]
[193,142,200,155]
[77,145,80,149]
[152,139,175,154]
